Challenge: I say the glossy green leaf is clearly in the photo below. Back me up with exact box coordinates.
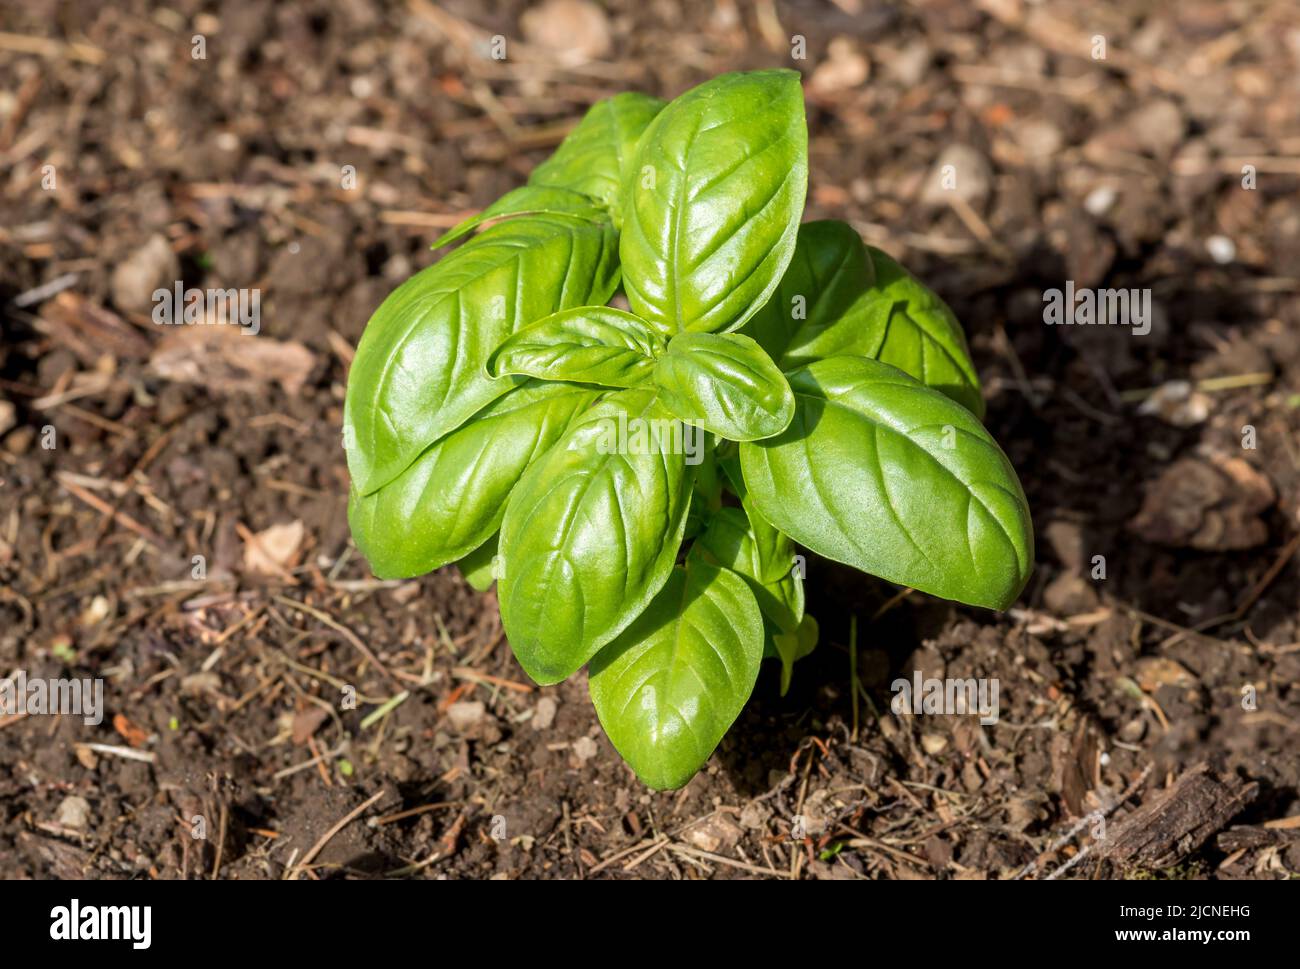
[692,507,760,574]
[743,220,985,417]
[530,92,667,219]
[486,306,665,388]
[344,213,619,495]
[458,533,499,591]
[499,390,694,685]
[349,381,601,578]
[620,70,808,334]
[771,614,818,696]
[588,560,764,790]
[692,507,803,633]
[718,449,796,587]
[740,356,1033,610]
[861,247,985,419]
[430,186,606,250]
[682,499,708,542]
[653,332,795,441]
[743,220,875,363]
[692,444,723,512]
[693,504,791,594]
[764,573,805,635]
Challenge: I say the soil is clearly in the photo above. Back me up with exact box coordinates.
[2,0,1299,880]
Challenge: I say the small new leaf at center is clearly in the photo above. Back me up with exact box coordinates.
[487,306,665,389]
[653,332,795,442]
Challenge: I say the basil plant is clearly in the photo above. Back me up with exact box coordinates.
[344,71,1033,789]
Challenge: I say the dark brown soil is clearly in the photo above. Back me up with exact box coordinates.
[2,0,1299,879]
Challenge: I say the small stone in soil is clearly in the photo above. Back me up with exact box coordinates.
[532,696,557,731]
[571,736,599,765]
[447,701,486,732]
[1205,235,1236,264]
[56,795,92,830]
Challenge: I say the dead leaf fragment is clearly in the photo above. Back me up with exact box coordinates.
[113,712,149,748]
[181,671,224,696]
[809,37,870,94]
[1052,717,1100,817]
[149,325,315,397]
[1130,457,1274,550]
[684,815,743,854]
[1136,380,1211,427]
[520,0,611,64]
[242,520,305,576]
[39,292,152,363]
[921,732,949,755]
[292,706,330,745]
[1134,656,1198,691]
[111,234,179,315]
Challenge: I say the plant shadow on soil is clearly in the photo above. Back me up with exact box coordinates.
[716,243,1300,810]
[715,552,936,799]
[966,243,1297,630]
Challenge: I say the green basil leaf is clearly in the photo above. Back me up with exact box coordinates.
[718,450,797,587]
[530,92,667,219]
[860,247,985,419]
[344,213,619,495]
[693,506,790,593]
[761,569,805,635]
[653,332,795,441]
[682,498,708,542]
[743,220,985,418]
[348,381,601,578]
[743,219,875,363]
[430,186,606,250]
[458,533,499,591]
[716,447,804,630]
[588,560,764,790]
[499,389,694,685]
[486,306,665,388]
[771,614,818,696]
[739,356,1033,610]
[620,70,808,334]
[692,507,803,633]
[692,443,723,512]
[692,507,758,572]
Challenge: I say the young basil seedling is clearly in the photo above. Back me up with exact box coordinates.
[344,70,1034,790]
